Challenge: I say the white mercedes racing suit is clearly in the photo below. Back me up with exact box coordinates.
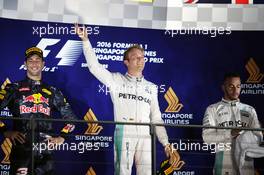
[202,98,262,175]
[83,40,169,175]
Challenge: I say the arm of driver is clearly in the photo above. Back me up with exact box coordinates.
[202,106,231,144]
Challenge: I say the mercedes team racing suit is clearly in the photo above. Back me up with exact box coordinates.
[202,98,262,175]
[0,77,76,175]
[83,40,169,175]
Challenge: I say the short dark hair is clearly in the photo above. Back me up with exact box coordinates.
[123,44,144,61]
[223,72,241,83]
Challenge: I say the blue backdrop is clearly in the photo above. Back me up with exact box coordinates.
[0,18,263,174]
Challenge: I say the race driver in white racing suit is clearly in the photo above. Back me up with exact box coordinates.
[202,72,262,175]
[75,24,184,175]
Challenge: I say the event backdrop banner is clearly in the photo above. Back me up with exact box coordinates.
[0,18,264,174]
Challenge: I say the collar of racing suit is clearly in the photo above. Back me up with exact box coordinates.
[125,73,144,83]
[25,76,42,86]
[221,98,240,106]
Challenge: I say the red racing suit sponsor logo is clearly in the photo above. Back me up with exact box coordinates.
[20,104,50,116]
[22,93,49,105]
[16,168,28,175]
[61,124,75,133]
[19,87,30,92]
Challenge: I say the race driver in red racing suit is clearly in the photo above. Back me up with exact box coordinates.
[0,46,76,175]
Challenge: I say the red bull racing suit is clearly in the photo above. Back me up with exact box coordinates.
[202,99,262,175]
[83,40,169,175]
[0,77,76,175]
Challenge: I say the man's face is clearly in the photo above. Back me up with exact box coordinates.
[222,77,241,101]
[25,55,44,77]
[125,48,145,73]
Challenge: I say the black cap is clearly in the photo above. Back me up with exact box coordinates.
[25,47,43,60]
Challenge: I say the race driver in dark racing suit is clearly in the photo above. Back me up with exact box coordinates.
[0,46,76,175]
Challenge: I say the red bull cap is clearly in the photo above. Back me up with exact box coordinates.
[25,47,43,60]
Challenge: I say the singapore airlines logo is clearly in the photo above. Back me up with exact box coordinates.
[1,139,12,164]
[86,167,96,175]
[0,78,11,127]
[84,109,103,135]
[1,78,12,164]
[164,87,183,113]
[0,78,11,100]
[246,58,264,83]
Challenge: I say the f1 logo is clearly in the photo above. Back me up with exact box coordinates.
[36,38,82,66]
